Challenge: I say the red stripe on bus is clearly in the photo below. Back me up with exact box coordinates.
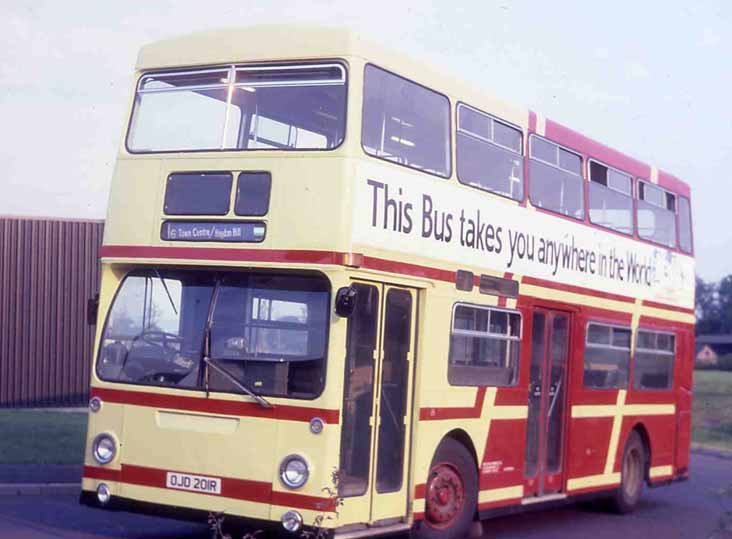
[271,490,337,512]
[521,276,634,304]
[657,170,691,198]
[123,464,271,504]
[572,391,620,406]
[100,245,347,265]
[100,245,689,315]
[90,387,339,424]
[568,483,620,497]
[419,387,486,421]
[544,119,651,180]
[478,497,522,511]
[361,255,455,283]
[581,305,633,324]
[641,299,694,316]
[83,465,121,482]
[494,388,526,406]
[85,464,336,511]
[638,315,694,330]
[625,392,676,405]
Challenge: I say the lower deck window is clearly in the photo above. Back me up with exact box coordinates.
[448,304,521,386]
[634,330,675,390]
[584,323,631,389]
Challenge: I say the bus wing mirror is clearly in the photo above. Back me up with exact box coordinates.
[87,294,100,325]
[335,286,358,318]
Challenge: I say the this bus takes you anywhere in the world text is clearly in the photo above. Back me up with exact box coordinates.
[81,26,695,539]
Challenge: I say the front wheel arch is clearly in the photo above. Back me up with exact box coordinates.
[443,429,479,474]
[413,437,479,539]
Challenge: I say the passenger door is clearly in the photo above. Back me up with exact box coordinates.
[524,309,570,497]
[339,281,417,524]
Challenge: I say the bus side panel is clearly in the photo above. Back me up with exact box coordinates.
[675,329,694,475]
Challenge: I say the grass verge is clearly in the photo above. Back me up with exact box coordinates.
[692,370,732,452]
[0,410,87,465]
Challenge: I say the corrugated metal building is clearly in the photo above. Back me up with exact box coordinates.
[0,216,103,407]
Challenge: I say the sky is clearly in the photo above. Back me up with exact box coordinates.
[1,1,730,281]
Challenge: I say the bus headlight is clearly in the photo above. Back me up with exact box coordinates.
[92,433,117,465]
[279,455,309,489]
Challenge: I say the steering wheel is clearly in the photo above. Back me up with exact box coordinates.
[119,330,184,378]
[131,329,183,351]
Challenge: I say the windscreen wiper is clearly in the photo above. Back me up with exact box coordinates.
[200,281,272,409]
[154,269,178,316]
[203,356,272,409]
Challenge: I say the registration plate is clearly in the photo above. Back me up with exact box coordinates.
[165,472,222,495]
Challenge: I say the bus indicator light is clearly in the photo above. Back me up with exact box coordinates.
[281,510,303,532]
[309,417,324,434]
[89,397,102,413]
[96,483,111,505]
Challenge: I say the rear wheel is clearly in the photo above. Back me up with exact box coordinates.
[611,430,645,513]
[414,438,478,539]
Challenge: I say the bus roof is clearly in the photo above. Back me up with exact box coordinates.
[136,25,690,198]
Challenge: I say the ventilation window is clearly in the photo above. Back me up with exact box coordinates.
[164,172,232,216]
[235,172,271,216]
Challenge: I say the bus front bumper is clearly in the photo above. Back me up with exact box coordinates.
[79,489,326,536]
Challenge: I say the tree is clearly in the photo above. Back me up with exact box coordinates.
[717,276,732,334]
[696,276,721,335]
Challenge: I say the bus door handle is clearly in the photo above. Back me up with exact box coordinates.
[547,380,562,418]
[530,383,542,398]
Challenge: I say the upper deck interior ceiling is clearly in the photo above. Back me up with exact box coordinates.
[134,25,690,198]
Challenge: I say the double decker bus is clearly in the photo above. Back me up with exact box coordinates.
[81,26,695,538]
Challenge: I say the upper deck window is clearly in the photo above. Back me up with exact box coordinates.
[678,196,693,254]
[456,104,524,201]
[126,63,347,153]
[528,136,584,220]
[362,65,451,178]
[588,160,633,235]
[637,181,676,247]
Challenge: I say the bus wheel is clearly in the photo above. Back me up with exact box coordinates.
[611,430,645,514]
[416,438,478,539]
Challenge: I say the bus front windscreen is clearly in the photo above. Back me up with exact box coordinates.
[96,270,329,399]
[126,63,347,153]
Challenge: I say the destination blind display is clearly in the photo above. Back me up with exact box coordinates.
[161,221,265,242]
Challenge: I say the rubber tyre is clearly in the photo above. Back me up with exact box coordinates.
[413,438,478,539]
[610,430,646,514]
